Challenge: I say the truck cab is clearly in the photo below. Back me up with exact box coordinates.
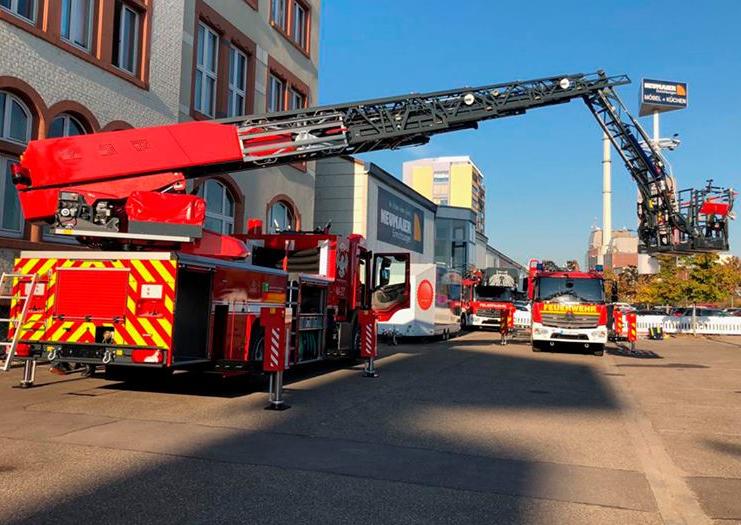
[528,260,608,356]
[239,222,410,360]
[464,284,517,332]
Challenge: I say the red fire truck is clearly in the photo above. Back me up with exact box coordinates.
[461,269,517,336]
[528,259,609,356]
[1,71,733,383]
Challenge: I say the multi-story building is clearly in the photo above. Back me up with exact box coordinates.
[403,156,486,234]
[586,227,638,271]
[0,0,319,274]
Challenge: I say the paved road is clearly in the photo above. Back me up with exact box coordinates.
[0,332,739,524]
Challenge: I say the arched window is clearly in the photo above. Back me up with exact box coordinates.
[47,113,86,138]
[0,90,31,236]
[268,200,295,232]
[198,179,235,234]
[0,91,31,145]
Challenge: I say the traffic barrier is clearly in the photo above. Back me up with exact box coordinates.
[614,308,624,339]
[260,307,290,410]
[358,310,378,378]
[499,309,510,345]
[626,312,637,350]
[509,311,741,336]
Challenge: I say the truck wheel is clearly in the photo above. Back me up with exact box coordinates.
[249,325,265,362]
[460,315,467,331]
[532,342,541,352]
[593,344,605,357]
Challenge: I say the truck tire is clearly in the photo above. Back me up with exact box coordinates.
[532,342,541,352]
[593,344,605,357]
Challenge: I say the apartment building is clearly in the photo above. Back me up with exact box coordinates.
[403,156,486,234]
[0,0,320,273]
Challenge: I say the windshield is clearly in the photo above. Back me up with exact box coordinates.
[535,277,604,303]
[475,286,514,302]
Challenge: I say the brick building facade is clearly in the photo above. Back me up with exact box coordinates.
[0,0,319,274]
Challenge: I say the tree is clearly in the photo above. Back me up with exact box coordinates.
[683,253,726,305]
[717,256,741,306]
[634,255,686,305]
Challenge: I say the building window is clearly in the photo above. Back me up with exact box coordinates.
[194,22,219,117]
[271,0,287,31]
[0,91,30,236]
[268,74,285,112]
[112,1,140,75]
[0,91,31,145]
[268,200,295,232]
[227,46,247,118]
[289,87,305,110]
[0,155,23,235]
[199,180,235,234]
[0,0,35,22]
[47,113,86,138]
[60,0,93,51]
[433,170,449,183]
[292,1,307,49]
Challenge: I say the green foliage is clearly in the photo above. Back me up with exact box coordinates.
[631,254,741,306]
[683,254,725,304]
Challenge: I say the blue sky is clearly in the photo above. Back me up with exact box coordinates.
[317,1,740,266]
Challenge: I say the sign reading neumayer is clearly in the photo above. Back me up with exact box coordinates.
[377,187,424,253]
[639,78,688,116]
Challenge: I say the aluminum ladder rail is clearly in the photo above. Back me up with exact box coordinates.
[0,272,38,373]
[180,71,631,179]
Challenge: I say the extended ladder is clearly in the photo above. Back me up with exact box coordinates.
[1,272,38,377]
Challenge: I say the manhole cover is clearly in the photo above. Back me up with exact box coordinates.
[604,373,625,376]
[528,389,550,395]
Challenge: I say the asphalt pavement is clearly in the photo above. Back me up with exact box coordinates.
[0,332,739,524]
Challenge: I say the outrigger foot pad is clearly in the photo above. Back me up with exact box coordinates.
[265,402,291,411]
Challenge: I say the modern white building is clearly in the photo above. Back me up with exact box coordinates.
[316,156,464,337]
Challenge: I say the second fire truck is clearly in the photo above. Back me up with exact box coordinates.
[528,259,609,356]
[462,269,517,338]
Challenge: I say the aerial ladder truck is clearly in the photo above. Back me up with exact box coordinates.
[1,71,734,385]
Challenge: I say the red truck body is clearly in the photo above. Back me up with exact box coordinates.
[7,225,410,374]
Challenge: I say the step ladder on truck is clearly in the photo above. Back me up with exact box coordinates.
[1,71,733,388]
[1,272,39,386]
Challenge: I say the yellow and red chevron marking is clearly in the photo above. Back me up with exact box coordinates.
[9,257,176,350]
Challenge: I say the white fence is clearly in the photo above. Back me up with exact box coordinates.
[512,311,741,336]
[635,315,741,336]
[514,310,531,329]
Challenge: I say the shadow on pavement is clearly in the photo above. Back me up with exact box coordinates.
[8,335,633,525]
[607,345,663,359]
